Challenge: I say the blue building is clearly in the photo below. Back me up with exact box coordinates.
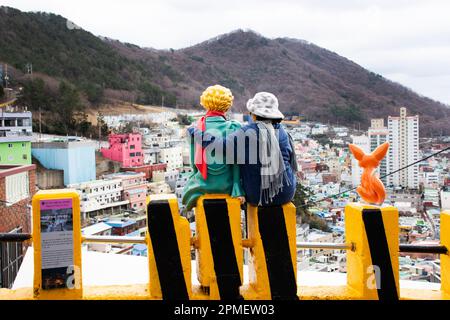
[32,139,96,185]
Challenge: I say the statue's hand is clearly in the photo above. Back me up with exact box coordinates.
[187,126,195,137]
[235,196,246,205]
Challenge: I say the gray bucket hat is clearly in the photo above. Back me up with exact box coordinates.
[246,92,284,120]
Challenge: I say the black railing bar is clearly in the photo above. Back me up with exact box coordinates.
[0,233,31,242]
[399,244,448,254]
[297,242,448,254]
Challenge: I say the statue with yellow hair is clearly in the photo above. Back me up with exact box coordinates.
[182,85,245,211]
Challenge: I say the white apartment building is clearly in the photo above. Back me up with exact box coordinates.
[103,112,177,128]
[144,133,170,147]
[387,107,419,189]
[68,178,129,219]
[420,171,440,188]
[368,119,389,185]
[351,135,370,187]
[159,146,183,171]
[142,147,160,165]
[311,124,329,135]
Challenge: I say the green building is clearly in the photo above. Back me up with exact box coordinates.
[0,110,33,165]
[0,139,32,165]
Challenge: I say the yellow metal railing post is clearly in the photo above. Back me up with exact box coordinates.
[32,189,83,299]
[242,202,298,300]
[146,194,192,300]
[345,202,399,300]
[441,210,450,298]
[194,194,243,300]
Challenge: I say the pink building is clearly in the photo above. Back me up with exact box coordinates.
[104,171,147,212]
[101,133,144,167]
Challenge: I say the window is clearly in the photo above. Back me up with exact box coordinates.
[130,145,135,150]
[8,143,13,148]
[130,153,135,157]
[22,154,27,160]
[4,120,15,127]
[22,143,26,147]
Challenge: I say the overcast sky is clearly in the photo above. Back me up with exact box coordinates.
[2,0,450,105]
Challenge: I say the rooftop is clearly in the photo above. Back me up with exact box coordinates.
[105,219,137,228]
[32,139,96,149]
[81,222,113,236]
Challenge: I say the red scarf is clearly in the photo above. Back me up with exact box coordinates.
[195,111,226,180]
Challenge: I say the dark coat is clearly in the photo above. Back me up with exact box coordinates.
[188,122,297,206]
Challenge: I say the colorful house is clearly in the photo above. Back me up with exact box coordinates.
[0,110,32,165]
[103,171,147,212]
[0,138,32,165]
[101,133,144,168]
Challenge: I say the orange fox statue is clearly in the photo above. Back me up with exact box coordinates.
[349,142,389,205]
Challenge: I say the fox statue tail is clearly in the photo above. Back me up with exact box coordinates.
[369,171,386,204]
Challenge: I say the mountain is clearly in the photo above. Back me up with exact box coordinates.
[0,6,179,106]
[1,6,449,135]
[164,30,450,134]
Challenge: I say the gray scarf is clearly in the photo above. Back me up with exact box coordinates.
[256,121,291,205]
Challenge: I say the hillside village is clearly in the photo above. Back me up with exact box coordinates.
[1,94,449,287]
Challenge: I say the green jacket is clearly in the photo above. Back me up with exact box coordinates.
[182,116,245,210]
